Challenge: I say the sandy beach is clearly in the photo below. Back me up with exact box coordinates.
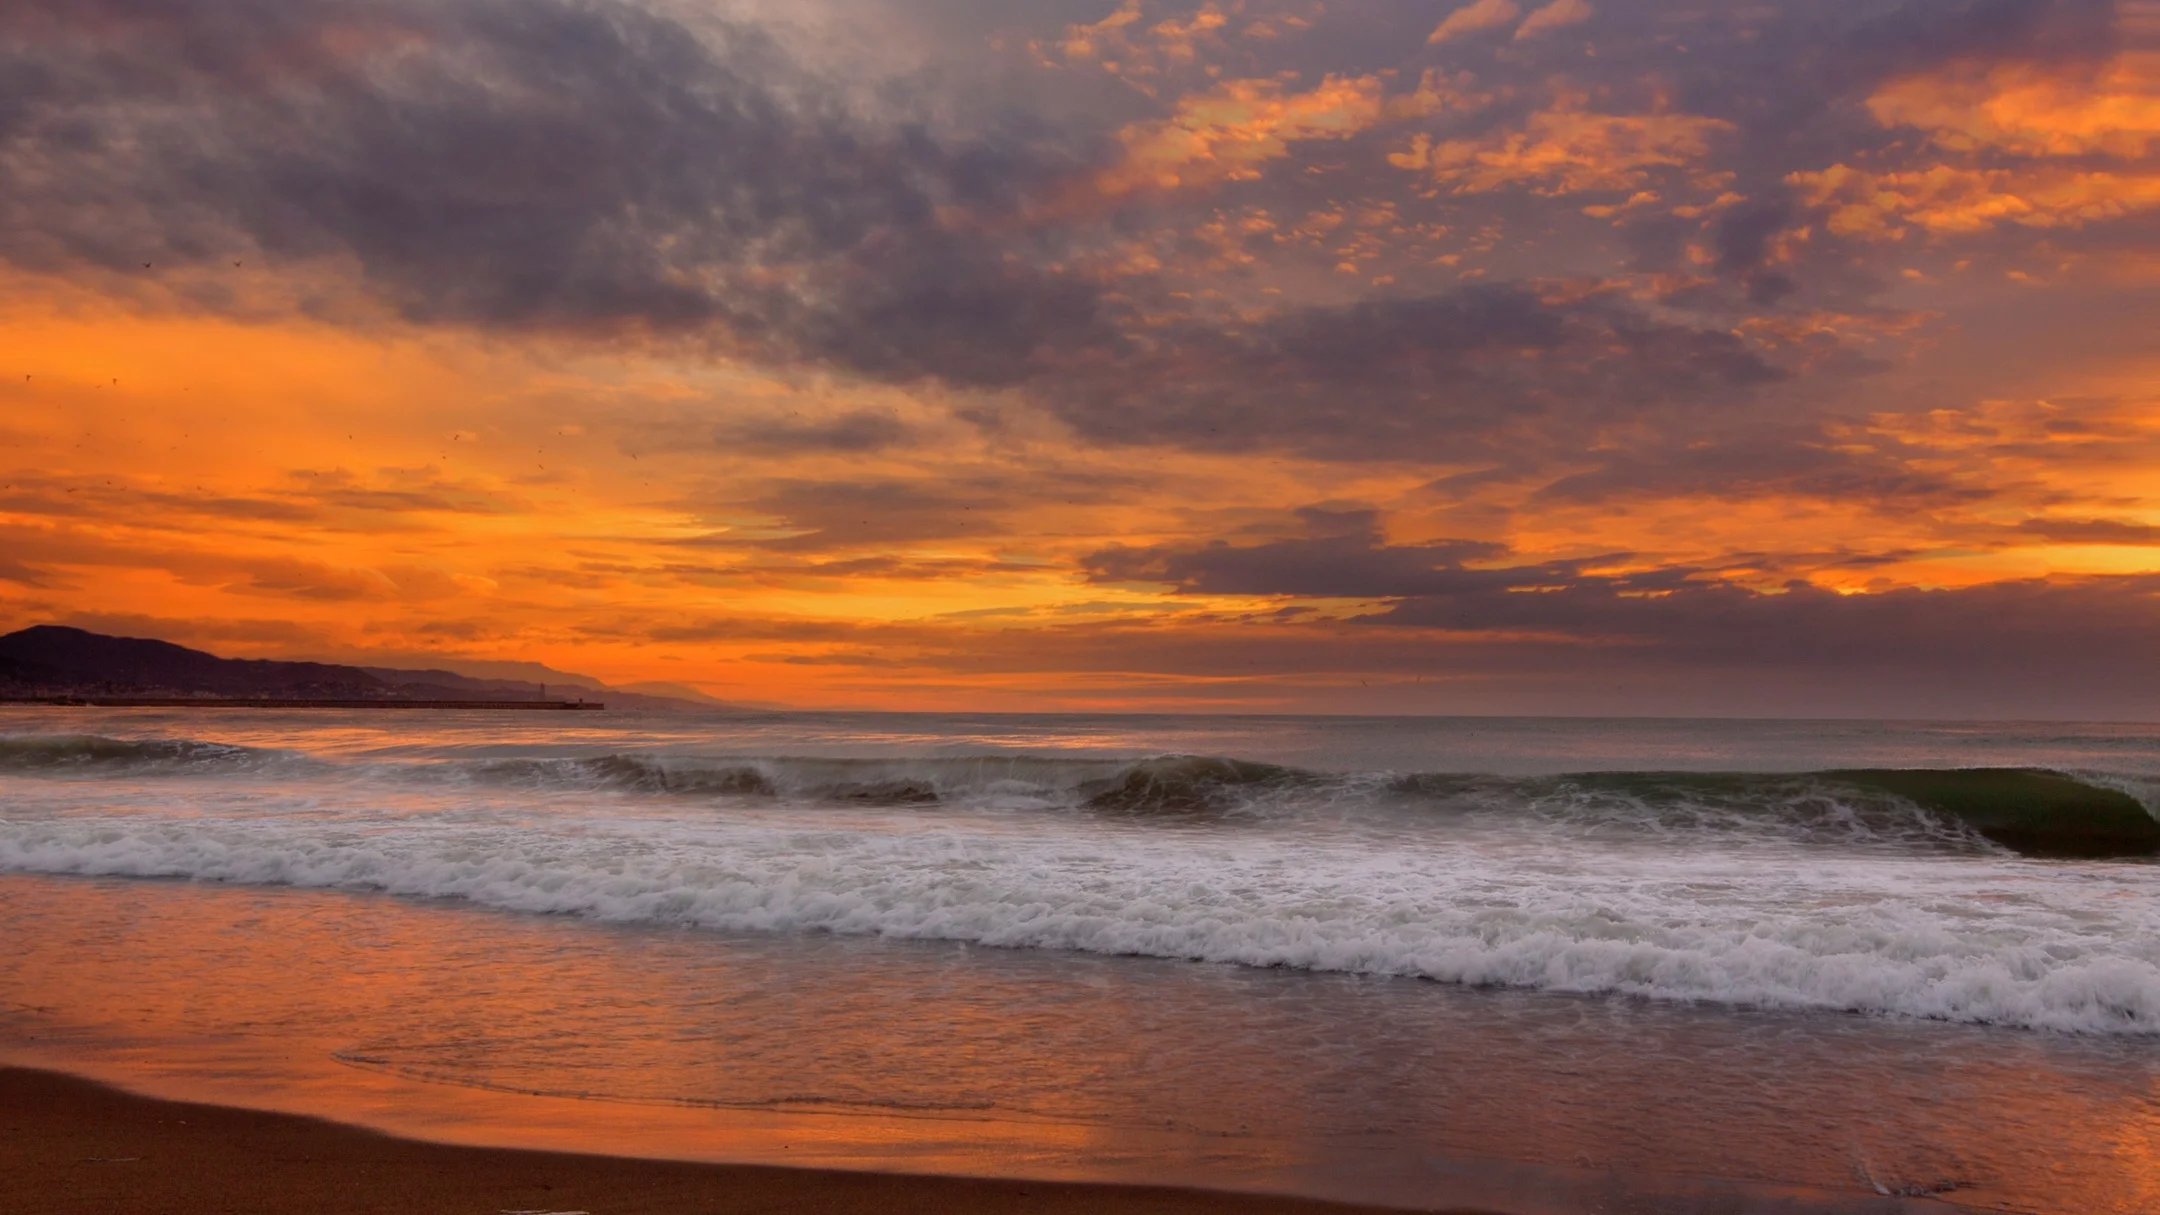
[6,0,2156,1204]
[1,1066,1431,1215]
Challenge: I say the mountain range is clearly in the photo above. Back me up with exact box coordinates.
[0,626,739,712]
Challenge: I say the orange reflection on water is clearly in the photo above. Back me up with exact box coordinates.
[3,872,2157,1215]
[0,874,1259,1183]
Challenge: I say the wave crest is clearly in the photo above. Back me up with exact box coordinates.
[0,733,262,771]
[5,733,2156,857]
[1081,756,1317,816]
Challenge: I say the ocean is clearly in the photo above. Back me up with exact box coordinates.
[2,708,2157,1213]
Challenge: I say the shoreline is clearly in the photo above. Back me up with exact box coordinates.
[0,1065,1437,1215]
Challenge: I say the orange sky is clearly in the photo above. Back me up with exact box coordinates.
[1,0,2156,716]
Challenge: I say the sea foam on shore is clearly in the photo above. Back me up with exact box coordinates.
[4,730,2157,1033]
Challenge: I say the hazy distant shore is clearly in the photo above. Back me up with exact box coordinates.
[0,626,733,713]
[0,1066,1409,1215]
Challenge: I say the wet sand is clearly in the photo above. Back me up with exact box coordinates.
[0,1066,1435,1215]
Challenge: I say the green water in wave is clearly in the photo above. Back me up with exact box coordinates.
[1826,769,2160,859]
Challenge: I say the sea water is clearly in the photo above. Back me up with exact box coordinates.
[2,708,2156,1213]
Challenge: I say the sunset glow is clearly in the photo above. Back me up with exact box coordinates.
[2,0,2156,716]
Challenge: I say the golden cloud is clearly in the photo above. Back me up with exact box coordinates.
[1514,0,1593,40]
[1045,1,1239,83]
[1091,74,1393,197]
[1789,164,2160,237]
[1793,51,2160,239]
[1867,56,2159,160]
[1428,0,1520,45]
[1056,0,1146,64]
[1147,4,1231,63]
[1391,96,1731,195]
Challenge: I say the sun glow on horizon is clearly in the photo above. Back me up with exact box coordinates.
[2,0,2156,717]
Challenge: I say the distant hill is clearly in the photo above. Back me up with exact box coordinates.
[0,626,741,712]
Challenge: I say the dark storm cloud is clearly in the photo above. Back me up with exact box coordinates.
[1085,527,1636,606]
[1529,437,1985,507]
[1085,516,2160,681]
[1615,0,2119,150]
[0,0,1112,385]
[1711,200,1800,305]
[1385,0,2132,306]
[1659,0,2124,279]
[0,0,2130,465]
[1035,286,1787,459]
[1838,0,2118,73]
[1365,574,2160,676]
[1086,508,1512,597]
[628,577,2160,719]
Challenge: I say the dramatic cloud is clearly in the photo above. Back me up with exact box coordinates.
[1,0,2152,714]
[1526,436,1984,507]
[1428,0,1521,46]
[1090,74,1397,198]
[1086,512,2160,710]
[1365,574,2160,678]
[0,0,1112,385]
[1038,286,1787,458]
[1515,0,1594,40]
[1086,508,1512,597]
[1390,102,1733,196]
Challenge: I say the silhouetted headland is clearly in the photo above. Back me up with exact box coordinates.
[0,625,737,711]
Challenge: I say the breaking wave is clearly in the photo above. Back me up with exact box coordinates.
[3,808,2156,1035]
[0,733,271,771]
[6,734,2154,856]
[5,730,2160,1033]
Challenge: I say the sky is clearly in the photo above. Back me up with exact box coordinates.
[1,0,2156,717]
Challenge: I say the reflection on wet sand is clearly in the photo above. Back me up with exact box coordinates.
[2,873,2154,1214]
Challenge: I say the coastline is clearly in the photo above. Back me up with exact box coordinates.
[0,1066,1431,1215]
[8,710,2155,1215]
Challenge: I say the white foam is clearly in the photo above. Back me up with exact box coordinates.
[4,783,2156,1035]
